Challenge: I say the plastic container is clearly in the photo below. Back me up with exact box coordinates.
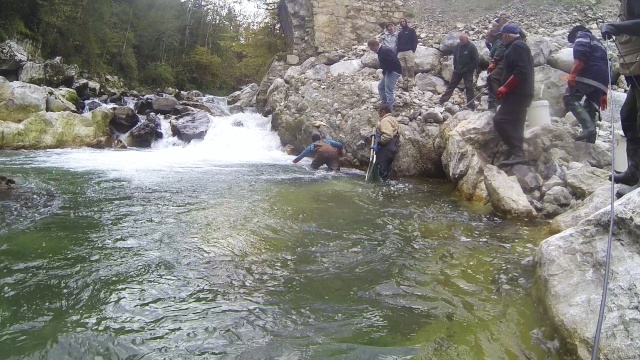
[526,100,551,128]
[614,131,628,173]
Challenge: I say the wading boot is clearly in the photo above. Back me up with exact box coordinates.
[498,149,527,167]
[611,141,640,186]
[573,106,597,143]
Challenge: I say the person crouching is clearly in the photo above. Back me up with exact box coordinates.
[292,133,344,171]
[494,23,535,167]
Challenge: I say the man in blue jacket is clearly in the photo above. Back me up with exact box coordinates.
[292,133,343,171]
[396,18,418,90]
[368,39,402,112]
[563,25,609,144]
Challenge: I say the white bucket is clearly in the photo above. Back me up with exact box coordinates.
[526,100,551,128]
[614,132,628,173]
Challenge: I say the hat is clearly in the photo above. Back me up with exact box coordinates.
[568,25,590,43]
[498,23,521,35]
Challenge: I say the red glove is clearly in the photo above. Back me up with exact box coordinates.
[497,75,520,100]
[600,93,608,111]
[568,59,585,87]
[487,62,497,74]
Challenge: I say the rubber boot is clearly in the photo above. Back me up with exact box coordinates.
[498,148,527,167]
[572,106,596,143]
[611,141,640,186]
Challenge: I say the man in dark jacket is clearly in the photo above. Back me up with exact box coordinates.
[493,23,535,167]
[563,25,609,144]
[486,16,511,110]
[602,0,640,198]
[368,39,402,112]
[396,18,418,90]
[439,33,479,109]
[293,133,343,171]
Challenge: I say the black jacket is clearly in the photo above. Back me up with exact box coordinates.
[453,41,479,74]
[378,46,402,75]
[397,26,418,52]
[502,39,534,98]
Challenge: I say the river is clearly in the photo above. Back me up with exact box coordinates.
[0,110,559,359]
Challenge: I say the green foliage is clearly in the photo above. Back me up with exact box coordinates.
[141,63,175,88]
[0,0,285,93]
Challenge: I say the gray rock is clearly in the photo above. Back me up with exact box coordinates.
[415,73,446,92]
[541,175,564,195]
[423,110,444,124]
[46,88,77,113]
[110,106,139,134]
[0,41,27,72]
[414,46,441,73]
[0,77,47,123]
[361,51,379,69]
[509,165,543,193]
[152,96,179,115]
[170,111,211,142]
[527,36,553,67]
[123,121,159,148]
[18,62,45,85]
[484,165,537,218]
[315,52,346,66]
[305,64,331,81]
[565,166,611,199]
[547,48,573,73]
[543,186,573,207]
[550,183,622,232]
[541,202,565,218]
[43,57,78,88]
[286,54,300,65]
[228,83,259,107]
[329,60,363,76]
[536,189,640,360]
[439,32,461,55]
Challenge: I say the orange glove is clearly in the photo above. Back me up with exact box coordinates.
[487,62,497,74]
[600,94,608,111]
[568,59,585,87]
[568,74,577,87]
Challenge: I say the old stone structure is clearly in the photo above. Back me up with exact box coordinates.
[278,0,405,62]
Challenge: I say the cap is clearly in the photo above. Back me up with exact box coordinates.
[498,23,520,35]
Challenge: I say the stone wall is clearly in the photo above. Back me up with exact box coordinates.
[279,0,404,62]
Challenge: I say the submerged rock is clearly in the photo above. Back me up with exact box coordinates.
[170,111,211,142]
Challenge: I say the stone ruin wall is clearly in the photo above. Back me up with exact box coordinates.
[278,0,405,62]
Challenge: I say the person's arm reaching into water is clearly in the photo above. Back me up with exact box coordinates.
[293,144,314,163]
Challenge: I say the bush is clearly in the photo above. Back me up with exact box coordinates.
[141,63,175,88]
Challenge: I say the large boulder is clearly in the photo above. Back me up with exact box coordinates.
[122,121,160,148]
[415,73,446,93]
[46,88,78,113]
[18,62,45,85]
[329,60,363,77]
[0,77,47,123]
[415,46,441,73]
[547,48,574,73]
[110,106,139,134]
[170,111,211,142]
[565,164,611,199]
[151,96,179,115]
[439,32,460,55]
[0,41,27,75]
[0,110,112,149]
[361,51,379,69]
[527,36,553,67]
[228,83,259,107]
[534,65,569,117]
[484,164,537,218]
[43,57,78,88]
[536,189,640,359]
[73,79,101,100]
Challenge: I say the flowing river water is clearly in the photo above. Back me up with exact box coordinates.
[0,110,560,359]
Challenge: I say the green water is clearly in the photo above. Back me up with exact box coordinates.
[0,149,559,359]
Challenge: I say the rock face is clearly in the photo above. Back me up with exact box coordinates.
[278,0,404,59]
[170,111,211,142]
[0,41,28,74]
[0,77,47,123]
[536,189,640,360]
[484,165,537,218]
[0,110,112,149]
[228,83,259,107]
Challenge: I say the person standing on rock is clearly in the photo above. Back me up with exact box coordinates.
[602,1,640,198]
[292,133,344,171]
[396,18,418,91]
[563,25,609,144]
[368,39,402,112]
[372,104,400,181]
[379,23,398,54]
[486,15,511,110]
[493,23,534,167]
[438,33,479,110]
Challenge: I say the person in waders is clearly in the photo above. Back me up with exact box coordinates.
[292,134,343,171]
[602,0,640,198]
[371,104,399,181]
[563,25,609,144]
